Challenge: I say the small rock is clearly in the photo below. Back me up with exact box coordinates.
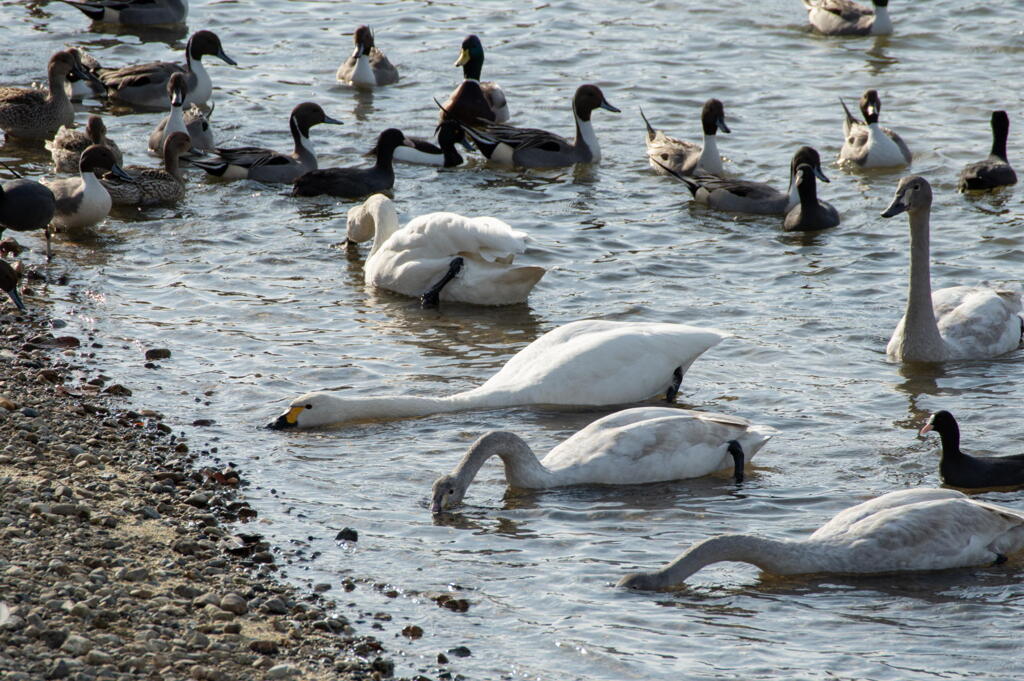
[219,593,248,615]
[0,396,16,410]
[46,659,71,679]
[313,582,331,593]
[261,597,288,615]
[249,639,279,655]
[401,625,424,639]
[144,348,171,360]
[102,384,132,397]
[265,664,299,680]
[192,419,215,427]
[21,406,39,417]
[60,633,92,655]
[437,653,449,664]
[84,649,113,665]
[222,622,241,635]
[448,646,471,658]
[185,492,211,508]
[335,528,358,542]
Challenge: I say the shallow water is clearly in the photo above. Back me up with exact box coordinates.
[4,0,1024,678]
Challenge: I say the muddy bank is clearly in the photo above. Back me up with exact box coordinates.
[0,293,400,680]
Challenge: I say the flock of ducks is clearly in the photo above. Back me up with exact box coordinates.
[2,0,1024,591]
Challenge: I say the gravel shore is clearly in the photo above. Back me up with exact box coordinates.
[0,296,398,680]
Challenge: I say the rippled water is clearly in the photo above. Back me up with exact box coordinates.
[5,0,1024,678]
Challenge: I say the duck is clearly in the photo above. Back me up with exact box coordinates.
[48,115,123,174]
[881,175,1023,361]
[839,90,911,168]
[268,319,729,429]
[64,49,106,101]
[344,194,545,306]
[0,259,25,311]
[783,163,840,231]
[336,25,399,88]
[190,102,341,183]
[291,128,411,199]
[0,174,55,239]
[641,99,730,177]
[391,120,471,168]
[920,411,1024,489]
[102,132,191,207]
[958,111,1016,192]
[440,34,509,126]
[97,30,236,108]
[45,145,131,232]
[655,146,829,216]
[802,0,892,36]
[460,84,620,168]
[57,0,188,24]
[430,408,778,512]
[0,50,100,141]
[617,488,1024,590]
[149,73,215,154]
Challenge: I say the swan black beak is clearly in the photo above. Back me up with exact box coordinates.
[881,196,907,218]
[267,413,295,430]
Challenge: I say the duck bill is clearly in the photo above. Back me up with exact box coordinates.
[323,115,344,126]
[600,99,621,113]
[216,49,237,66]
[267,405,303,430]
[919,423,934,436]
[171,88,185,107]
[880,196,907,218]
[814,166,829,182]
[453,48,470,67]
[717,116,731,134]
[73,63,104,89]
[109,163,134,181]
[5,287,25,312]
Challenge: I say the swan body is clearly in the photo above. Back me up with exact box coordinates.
[641,99,730,177]
[269,319,729,429]
[881,175,1023,362]
[921,410,1024,489]
[618,488,1024,589]
[336,26,399,88]
[346,194,545,305]
[958,111,1016,192]
[431,408,778,511]
[840,90,911,169]
[803,0,892,36]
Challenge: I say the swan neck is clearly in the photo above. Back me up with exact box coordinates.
[647,535,809,587]
[452,432,553,492]
[903,207,943,353]
[366,199,401,257]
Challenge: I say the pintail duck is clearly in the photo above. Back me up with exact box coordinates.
[0,50,101,140]
[65,49,105,101]
[292,128,412,199]
[958,111,1016,192]
[48,115,123,173]
[641,99,730,177]
[461,84,620,168]
[98,30,236,108]
[390,120,471,168]
[784,164,840,231]
[344,194,545,307]
[336,25,399,88]
[656,146,828,216]
[0,259,24,311]
[881,175,1023,362]
[46,145,131,232]
[58,0,188,25]
[920,411,1024,490]
[149,73,214,154]
[103,132,190,207]
[190,102,342,183]
[840,89,911,169]
[440,34,509,126]
[803,0,892,36]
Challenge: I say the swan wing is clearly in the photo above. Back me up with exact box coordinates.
[812,488,967,540]
[396,212,530,262]
[539,407,776,484]
[469,320,728,406]
[933,285,1024,359]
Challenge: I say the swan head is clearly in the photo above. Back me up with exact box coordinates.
[267,391,348,429]
[616,571,664,591]
[881,175,932,218]
[345,193,395,244]
[430,473,466,514]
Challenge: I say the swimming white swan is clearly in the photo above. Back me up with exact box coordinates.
[617,488,1024,590]
[268,320,729,429]
[345,194,545,306]
[881,175,1023,362]
[430,408,778,512]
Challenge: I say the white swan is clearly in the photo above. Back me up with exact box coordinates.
[345,194,545,306]
[269,320,729,429]
[618,488,1024,590]
[430,408,778,512]
[881,175,1023,362]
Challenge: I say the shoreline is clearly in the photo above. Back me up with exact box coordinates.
[0,294,399,680]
